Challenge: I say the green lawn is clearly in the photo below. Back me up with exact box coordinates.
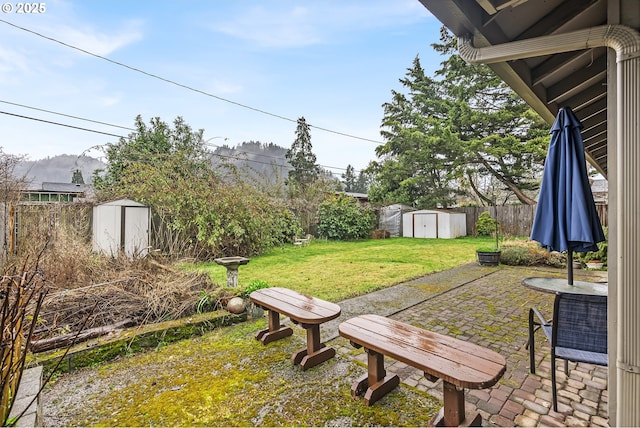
[195,236,494,301]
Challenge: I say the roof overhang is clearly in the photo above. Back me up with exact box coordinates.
[419,0,610,177]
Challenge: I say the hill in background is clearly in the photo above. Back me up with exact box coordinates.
[15,142,296,186]
[15,155,106,186]
[211,141,291,182]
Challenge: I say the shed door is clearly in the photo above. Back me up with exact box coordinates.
[414,213,437,238]
[123,206,149,257]
[93,205,121,256]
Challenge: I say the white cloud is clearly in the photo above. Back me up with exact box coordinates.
[0,46,30,74]
[211,0,431,49]
[208,79,244,95]
[98,94,122,107]
[214,5,321,48]
[49,19,144,57]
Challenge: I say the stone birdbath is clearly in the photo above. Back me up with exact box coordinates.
[214,256,250,288]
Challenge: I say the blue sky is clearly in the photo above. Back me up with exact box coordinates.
[0,0,444,176]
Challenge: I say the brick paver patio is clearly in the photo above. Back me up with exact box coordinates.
[334,264,609,427]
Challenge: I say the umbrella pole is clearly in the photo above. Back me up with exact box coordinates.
[567,251,574,285]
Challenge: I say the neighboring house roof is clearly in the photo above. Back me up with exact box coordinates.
[41,182,87,193]
[335,191,369,202]
[24,182,86,193]
[22,181,93,202]
[591,178,608,204]
[591,179,608,194]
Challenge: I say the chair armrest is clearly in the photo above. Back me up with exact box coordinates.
[529,306,551,327]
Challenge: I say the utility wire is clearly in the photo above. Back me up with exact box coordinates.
[0,99,135,131]
[0,110,123,138]
[0,109,352,176]
[0,18,384,145]
[1,96,294,165]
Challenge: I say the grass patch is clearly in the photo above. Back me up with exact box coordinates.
[192,237,495,302]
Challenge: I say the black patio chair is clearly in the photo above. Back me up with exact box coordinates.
[528,293,608,411]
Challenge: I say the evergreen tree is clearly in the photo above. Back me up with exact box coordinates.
[367,55,462,208]
[342,164,357,192]
[71,169,85,184]
[285,117,320,189]
[354,169,373,194]
[368,27,547,208]
[432,28,547,205]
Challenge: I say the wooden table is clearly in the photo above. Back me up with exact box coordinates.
[249,287,341,370]
[339,314,506,427]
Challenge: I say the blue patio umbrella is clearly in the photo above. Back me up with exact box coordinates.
[530,107,605,285]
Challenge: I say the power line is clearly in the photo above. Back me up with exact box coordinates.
[0,18,384,145]
[0,99,135,131]
[0,109,353,175]
[0,110,123,138]
[2,96,295,165]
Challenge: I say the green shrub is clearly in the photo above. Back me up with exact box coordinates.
[499,245,547,266]
[546,251,565,268]
[499,239,564,267]
[192,188,302,257]
[317,195,376,240]
[578,226,608,266]
[476,247,501,253]
[243,279,270,298]
[475,211,498,237]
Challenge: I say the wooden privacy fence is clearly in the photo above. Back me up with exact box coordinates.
[0,203,93,259]
[453,204,608,237]
[0,202,610,257]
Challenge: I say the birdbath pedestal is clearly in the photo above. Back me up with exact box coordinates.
[214,256,250,288]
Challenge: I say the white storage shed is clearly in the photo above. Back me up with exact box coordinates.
[92,199,150,258]
[402,209,467,239]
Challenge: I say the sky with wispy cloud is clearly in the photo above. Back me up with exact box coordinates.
[0,0,442,175]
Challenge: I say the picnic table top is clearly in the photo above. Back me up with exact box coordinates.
[250,287,341,324]
[339,314,506,389]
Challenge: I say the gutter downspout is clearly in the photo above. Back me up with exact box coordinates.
[457,25,640,426]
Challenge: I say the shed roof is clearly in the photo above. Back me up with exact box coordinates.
[97,198,147,207]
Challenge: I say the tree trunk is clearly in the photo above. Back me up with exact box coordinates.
[30,319,135,353]
[480,159,536,205]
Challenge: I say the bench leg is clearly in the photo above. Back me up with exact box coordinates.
[351,349,400,406]
[255,310,293,345]
[291,324,336,370]
[428,381,481,427]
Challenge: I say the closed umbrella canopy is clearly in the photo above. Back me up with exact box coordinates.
[531,107,605,284]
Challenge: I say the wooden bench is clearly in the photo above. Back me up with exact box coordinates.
[249,287,341,370]
[339,314,506,427]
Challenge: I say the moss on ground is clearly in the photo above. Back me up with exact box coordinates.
[31,310,246,376]
[51,319,440,426]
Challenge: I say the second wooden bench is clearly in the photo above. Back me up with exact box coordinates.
[339,314,506,427]
[249,287,341,370]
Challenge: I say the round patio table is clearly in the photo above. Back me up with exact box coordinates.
[522,277,608,296]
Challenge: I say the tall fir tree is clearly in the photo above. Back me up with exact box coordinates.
[432,28,547,205]
[367,55,462,208]
[368,27,547,208]
[342,164,357,192]
[285,117,320,190]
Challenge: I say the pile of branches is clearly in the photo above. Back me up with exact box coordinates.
[32,260,219,351]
